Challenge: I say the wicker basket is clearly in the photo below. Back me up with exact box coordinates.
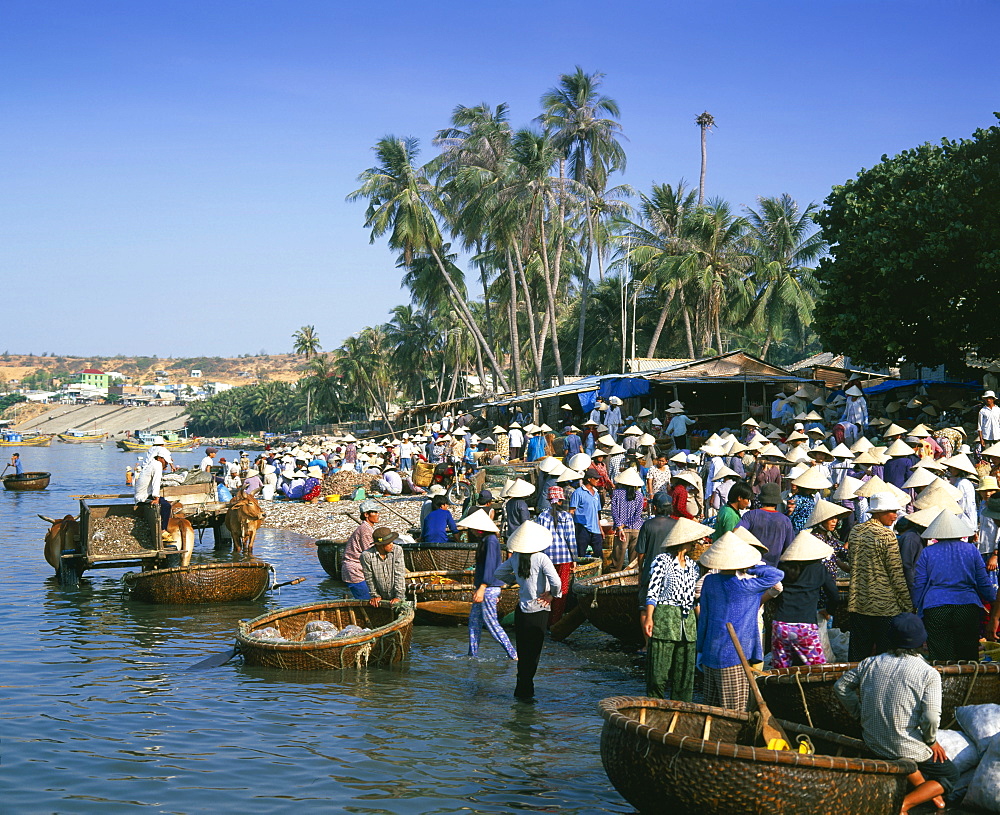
[404,541,479,572]
[759,661,1000,738]
[123,561,273,604]
[405,569,517,625]
[315,539,345,579]
[237,599,413,670]
[573,568,642,645]
[599,696,913,814]
[572,556,602,585]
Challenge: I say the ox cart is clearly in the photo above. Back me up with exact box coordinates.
[159,481,233,547]
[57,499,174,587]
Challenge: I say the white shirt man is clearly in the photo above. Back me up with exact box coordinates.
[507,426,524,451]
[199,450,217,472]
[134,456,165,503]
[378,468,403,495]
[978,392,1000,446]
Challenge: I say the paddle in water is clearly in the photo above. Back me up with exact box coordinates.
[726,622,792,749]
[186,647,240,671]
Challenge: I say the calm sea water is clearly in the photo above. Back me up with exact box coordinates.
[1,443,642,813]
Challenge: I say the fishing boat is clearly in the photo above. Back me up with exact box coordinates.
[2,471,51,491]
[572,556,602,584]
[315,538,480,579]
[598,696,913,814]
[117,430,199,453]
[0,430,51,447]
[122,561,274,603]
[405,569,518,625]
[758,661,1000,738]
[58,429,106,443]
[572,568,643,645]
[236,599,414,670]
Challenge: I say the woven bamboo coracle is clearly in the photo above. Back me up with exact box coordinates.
[236,599,413,670]
[572,568,642,645]
[122,561,273,604]
[598,696,913,814]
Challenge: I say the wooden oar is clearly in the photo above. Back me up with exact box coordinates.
[726,622,792,749]
[549,605,588,641]
[186,647,239,671]
[269,577,306,591]
[70,493,131,499]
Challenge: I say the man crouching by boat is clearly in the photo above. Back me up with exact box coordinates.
[834,613,959,813]
[134,451,174,541]
[361,527,406,607]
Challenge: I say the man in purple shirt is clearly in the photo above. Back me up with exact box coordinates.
[735,482,794,567]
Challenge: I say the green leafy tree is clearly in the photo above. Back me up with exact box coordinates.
[814,118,1000,366]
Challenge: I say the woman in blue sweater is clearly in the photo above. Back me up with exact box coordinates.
[697,531,783,711]
[462,509,517,660]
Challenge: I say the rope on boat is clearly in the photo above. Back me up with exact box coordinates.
[945,661,983,729]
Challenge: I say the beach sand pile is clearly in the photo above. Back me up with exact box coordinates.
[260,495,436,540]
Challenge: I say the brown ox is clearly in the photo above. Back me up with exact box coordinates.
[40,514,79,572]
[164,501,195,567]
[225,488,264,555]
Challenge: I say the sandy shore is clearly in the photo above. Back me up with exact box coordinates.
[260,495,438,541]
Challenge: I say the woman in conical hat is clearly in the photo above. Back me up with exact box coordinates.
[788,466,833,532]
[610,468,645,570]
[697,532,784,711]
[805,498,851,577]
[533,485,577,626]
[914,510,995,662]
[492,521,562,701]
[770,531,838,668]
[642,515,713,701]
[461,509,517,661]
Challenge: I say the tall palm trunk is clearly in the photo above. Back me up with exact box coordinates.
[512,243,544,387]
[538,200,565,385]
[506,252,523,395]
[678,287,695,358]
[573,211,595,376]
[698,125,708,206]
[429,246,510,392]
[646,286,677,357]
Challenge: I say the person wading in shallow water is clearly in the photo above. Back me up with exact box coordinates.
[493,521,562,702]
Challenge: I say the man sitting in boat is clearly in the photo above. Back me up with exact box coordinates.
[834,613,960,813]
[360,527,406,607]
[134,451,174,541]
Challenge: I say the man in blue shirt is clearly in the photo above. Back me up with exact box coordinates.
[9,452,23,476]
[570,467,604,558]
[563,426,583,460]
[421,496,459,543]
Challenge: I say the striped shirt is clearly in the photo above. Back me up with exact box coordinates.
[611,487,645,530]
[846,519,913,616]
[360,545,406,602]
[834,652,941,763]
[535,507,577,565]
[645,551,699,614]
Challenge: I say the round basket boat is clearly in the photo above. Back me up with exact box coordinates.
[122,561,274,604]
[237,599,414,670]
[758,661,1000,738]
[599,696,913,815]
[316,539,345,579]
[572,556,602,585]
[3,471,50,491]
[572,568,642,645]
[405,569,518,625]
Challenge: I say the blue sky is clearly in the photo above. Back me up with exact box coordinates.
[2,1,997,359]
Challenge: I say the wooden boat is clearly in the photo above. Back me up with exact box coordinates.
[405,569,518,625]
[117,435,199,453]
[758,661,1000,739]
[122,561,273,603]
[0,432,51,446]
[236,599,413,670]
[572,568,642,645]
[3,471,51,491]
[599,696,913,814]
[58,430,106,443]
[315,538,480,578]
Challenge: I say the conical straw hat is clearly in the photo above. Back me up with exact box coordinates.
[538,456,564,474]
[457,508,500,534]
[568,453,592,471]
[557,468,582,484]
[850,436,874,453]
[662,517,715,548]
[855,475,891,498]
[846,385,864,397]
[742,417,760,427]
[614,468,644,488]
[759,443,784,458]
[914,458,946,471]
[506,478,536,498]
[622,425,643,436]
[920,509,976,541]
[831,476,864,501]
[982,442,1000,458]
[884,423,907,437]
[901,468,938,490]
[500,478,515,498]
[805,498,851,527]
[733,526,768,553]
[885,439,915,457]
[854,449,886,466]
[786,431,809,443]
[507,520,553,553]
[698,532,762,571]
[606,443,627,455]
[638,433,657,446]
[780,530,835,562]
[977,476,1000,492]
[903,506,944,529]
[669,451,689,464]
[597,434,616,446]
[914,480,962,513]
[807,446,835,459]
[792,466,833,490]
[638,408,653,418]
[909,423,933,437]
[830,443,855,459]
[785,447,810,464]
[538,423,553,433]
[701,443,728,457]
[804,410,824,421]
[727,440,749,455]
[942,453,977,476]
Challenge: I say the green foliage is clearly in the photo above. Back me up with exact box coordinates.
[814,117,1000,367]
[0,393,26,411]
[133,356,157,372]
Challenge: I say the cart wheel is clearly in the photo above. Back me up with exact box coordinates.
[448,481,471,507]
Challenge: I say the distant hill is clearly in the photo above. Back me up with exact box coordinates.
[0,352,310,389]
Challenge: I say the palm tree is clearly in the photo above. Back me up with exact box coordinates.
[334,331,396,433]
[744,194,826,359]
[695,112,715,206]
[292,326,321,424]
[347,136,510,391]
[540,67,627,376]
